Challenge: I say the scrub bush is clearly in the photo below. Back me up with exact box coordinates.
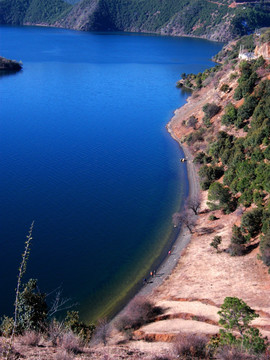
[61,331,81,354]
[20,331,41,346]
[115,296,163,333]
[174,333,208,359]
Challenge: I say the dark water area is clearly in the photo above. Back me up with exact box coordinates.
[0,26,222,322]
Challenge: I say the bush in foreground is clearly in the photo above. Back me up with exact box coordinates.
[60,331,81,354]
[20,330,41,346]
[218,297,268,354]
[174,332,209,359]
[216,345,258,360]
[115,296,163,335]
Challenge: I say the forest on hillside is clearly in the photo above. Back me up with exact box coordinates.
[0,0,270,41]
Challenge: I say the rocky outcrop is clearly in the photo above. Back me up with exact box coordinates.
[255,42,270,60]
[55,0,101,31]
[0,56,22,71]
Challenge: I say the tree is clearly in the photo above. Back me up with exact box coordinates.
[47,287,77,318]
[181,72,187,80]
[221,103,237,126]
[237,95,258,123]
[179,211,196,234]
[64,311,95,342]
[228,225,247,256]
[207,182,233,213]
[17,279,48,333]
[186,197,200,215]
[218,297,267,354]
[241,208,263,237]
[5,222,34,360]
[186,115,198,129]
[198,165,224,190]
[231,225,246,245]
[203,103,221,119]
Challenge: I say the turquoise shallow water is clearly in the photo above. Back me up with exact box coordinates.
[0,26,222,321]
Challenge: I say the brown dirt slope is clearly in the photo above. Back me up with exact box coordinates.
[135,61,270,347]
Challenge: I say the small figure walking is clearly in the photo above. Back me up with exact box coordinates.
[168,250,171,255]
[150,271,153,277]
[153,270,156,277]
[143,278,147,284]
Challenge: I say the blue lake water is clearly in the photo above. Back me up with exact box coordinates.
[0,26,222,322]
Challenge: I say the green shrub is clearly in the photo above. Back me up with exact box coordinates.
[198,165,224,183]
[17,279,48,333]
[209,214,218,221]
[231,225,246,245]
[207,182,235,214]
[210,236,222,252]
[237,95,258,125]
[0,316,14,337]
[220,83,230,93]
[230,72,238,81]
[218,297,267,354]
[241,208,263,237]
[64,311,95,342]
[221,103,237,126]
[202,103,221,125]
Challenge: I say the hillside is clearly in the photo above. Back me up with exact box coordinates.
[0,0,72,25]
[1,0,270,41]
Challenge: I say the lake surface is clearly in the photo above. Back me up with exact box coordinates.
[0,26,222,322]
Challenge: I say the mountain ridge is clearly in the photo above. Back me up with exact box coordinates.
[1,0,270,42]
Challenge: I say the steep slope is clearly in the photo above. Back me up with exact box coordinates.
[0,0,71,25]
[55,0,247,41]
[55,0,102,31]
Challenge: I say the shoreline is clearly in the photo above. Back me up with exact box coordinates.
[112,119,200,321]
[136,126,200,297]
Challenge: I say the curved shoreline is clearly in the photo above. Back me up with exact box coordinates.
[137,125,200,296]
[112,121,200,321]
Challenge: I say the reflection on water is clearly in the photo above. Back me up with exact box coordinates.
[179,86,193,96]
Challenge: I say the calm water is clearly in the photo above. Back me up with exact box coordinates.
[0,26,222,322]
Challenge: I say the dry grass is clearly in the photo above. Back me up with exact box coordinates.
[20,331,41,346]
[49,320,65,347]
[60,331,82,354]
[216,345,260,360]
[92,318,110,346]
[54,350,74,360]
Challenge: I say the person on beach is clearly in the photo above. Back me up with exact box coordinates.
[150,271,153,277]
[143,278,147,284]
[168,250,171,255]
